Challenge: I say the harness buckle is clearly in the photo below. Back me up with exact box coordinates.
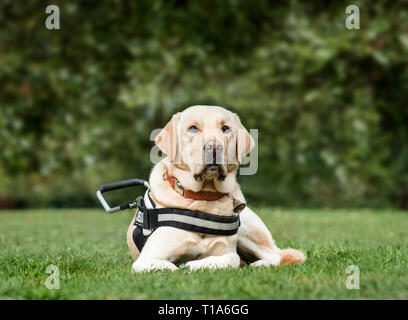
[133,196,154,236]
[173,177,185,197]
[134,209,144,228]
[136,196,143,208]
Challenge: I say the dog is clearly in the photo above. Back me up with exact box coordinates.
[127,105,305,272]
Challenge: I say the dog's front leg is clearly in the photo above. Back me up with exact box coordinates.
[185,235,240,271]
[132,227,199,273]
[186,253,240,271]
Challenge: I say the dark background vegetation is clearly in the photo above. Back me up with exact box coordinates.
[1,0,407,209]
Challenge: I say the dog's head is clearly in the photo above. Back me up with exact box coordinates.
[155,105,254,193]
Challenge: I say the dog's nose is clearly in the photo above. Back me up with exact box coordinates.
[204,140,223,165]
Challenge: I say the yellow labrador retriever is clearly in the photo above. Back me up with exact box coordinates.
[127,105,305,272]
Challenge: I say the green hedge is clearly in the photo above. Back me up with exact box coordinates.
[0,1,407,208]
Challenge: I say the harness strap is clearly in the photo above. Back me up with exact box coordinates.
[132,189,241,251]
[132,227,147,252]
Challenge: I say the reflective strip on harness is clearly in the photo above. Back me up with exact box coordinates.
[157,214,240,231]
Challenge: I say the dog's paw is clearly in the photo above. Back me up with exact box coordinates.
[249,255,281,268]
[186,259,215,271]
[186,254,240,271]
[132,259,178,273]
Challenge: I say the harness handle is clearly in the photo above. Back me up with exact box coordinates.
[96,178,149,213]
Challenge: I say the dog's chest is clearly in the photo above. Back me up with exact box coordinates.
[191,234,235,258]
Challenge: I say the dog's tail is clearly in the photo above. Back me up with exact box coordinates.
[279,248,306,265]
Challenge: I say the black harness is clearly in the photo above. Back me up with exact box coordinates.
[131,190,241,252]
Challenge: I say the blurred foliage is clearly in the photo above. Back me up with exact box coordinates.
[0,0,407,209]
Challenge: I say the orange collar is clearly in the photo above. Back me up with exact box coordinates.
[164,172,228,201]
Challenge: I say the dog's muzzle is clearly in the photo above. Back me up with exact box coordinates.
[204,139,223,166]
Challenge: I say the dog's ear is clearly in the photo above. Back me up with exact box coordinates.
[234,114,255,163]
[155,113,181,162]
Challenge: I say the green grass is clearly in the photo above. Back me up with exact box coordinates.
[0,208,407,299]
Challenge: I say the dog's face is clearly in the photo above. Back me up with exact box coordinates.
[155,105,254,192]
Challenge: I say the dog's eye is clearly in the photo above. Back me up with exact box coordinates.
[221,125,230,133]
[188,125,199,132]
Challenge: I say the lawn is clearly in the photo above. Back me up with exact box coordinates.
[0,208,407,299]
